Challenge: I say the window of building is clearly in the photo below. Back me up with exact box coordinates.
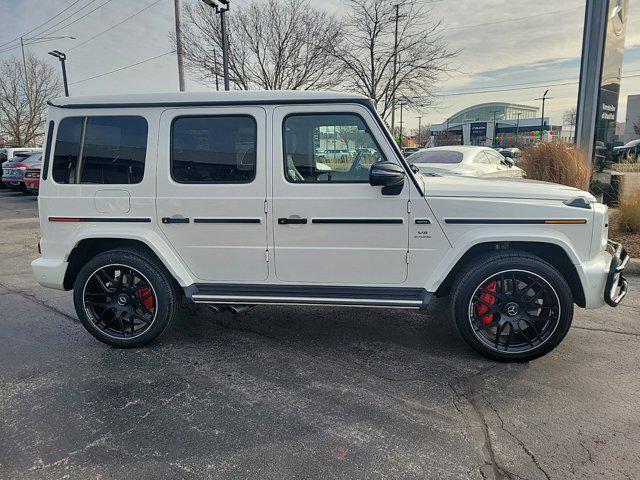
[52,116,148,184]
[171,116,257,183]
[283,113,385,183]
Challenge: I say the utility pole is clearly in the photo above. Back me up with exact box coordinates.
[20,37,29,89]
[535,89,552,142]
[174,0,186,91]
[398,102,405,149]
[48,50,69,96]
[390,4,400,134]
[201,0,230,90]
[416,116,422,146]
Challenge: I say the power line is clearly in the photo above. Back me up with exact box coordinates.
[35,0,116,39]
[69,50,175,85]
[436,71,640,97]
[0,0,85,49]
[448,7,582,31]
[68,0,163,52]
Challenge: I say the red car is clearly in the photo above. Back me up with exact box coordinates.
[2,152,42,193]
[23,167,41,194]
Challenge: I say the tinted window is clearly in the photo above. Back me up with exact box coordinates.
[171,116,257,183]
[52,116,148,184]
[283,113,385,183]
[42,121,54,180]
[409,150,463,164]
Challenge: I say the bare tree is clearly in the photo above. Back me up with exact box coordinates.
[563,107,577,142]
[0,55,61,147]
[179,0,343,90]
[330,0,458,121]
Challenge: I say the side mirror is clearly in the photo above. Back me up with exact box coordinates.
[502,157,515,167]
[369,161,405,195]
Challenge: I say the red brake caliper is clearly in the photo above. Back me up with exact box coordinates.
[136,288,154,310]
[475,280,497,325]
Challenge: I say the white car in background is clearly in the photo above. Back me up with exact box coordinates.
[407,146,525,178]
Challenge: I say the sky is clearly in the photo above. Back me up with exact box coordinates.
[0,0,639,131]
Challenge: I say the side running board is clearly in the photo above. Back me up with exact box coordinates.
[184,284,431,310]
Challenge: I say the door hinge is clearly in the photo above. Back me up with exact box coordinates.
[406,251,410,264]
[266,249,269,262]
[407,200,411,214]
[264,200,268,213]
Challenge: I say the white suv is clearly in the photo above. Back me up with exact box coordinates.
[32,91,629,361]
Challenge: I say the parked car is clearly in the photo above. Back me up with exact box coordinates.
[316,149,351,162]
[402,147,420,157]
[32,91,628,362]
[22,154,44,195]
[612,139,640,162]
[2,152,43,192]
[407,146,525,178]
[499,147,522,160]
[0,148,41,189]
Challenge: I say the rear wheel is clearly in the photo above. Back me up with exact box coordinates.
[73,249,179,348]
[451,251,574,362]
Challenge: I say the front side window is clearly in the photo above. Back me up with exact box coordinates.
[171,115,257,183]
[52,116,148,184]
[283,113,385,183]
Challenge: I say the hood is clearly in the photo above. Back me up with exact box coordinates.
[421,174,596,202]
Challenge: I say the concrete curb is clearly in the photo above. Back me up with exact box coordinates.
[626,258,640,276]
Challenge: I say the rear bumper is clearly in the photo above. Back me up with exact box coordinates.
[604,240,629,307]
[31,258,68,290]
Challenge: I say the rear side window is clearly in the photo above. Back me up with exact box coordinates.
[52,116,148,184]
[42,121,54,180]
[171,115,257,183]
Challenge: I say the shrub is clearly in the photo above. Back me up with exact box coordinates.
[611,162,640,173]
[519,141,591,190]
[615,188,640,234]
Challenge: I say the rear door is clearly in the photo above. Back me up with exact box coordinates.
[272,104,410,285]
[156,107,268,282]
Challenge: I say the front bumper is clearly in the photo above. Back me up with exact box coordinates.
[604,240,629,307]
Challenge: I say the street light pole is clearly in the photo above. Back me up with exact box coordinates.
[201,0,230,91]
[398,102,405,149]
[416,116,422,146]
[173,0,186,91]
[535,89,552,142]
[515,112,522,140]
[48,50,69,96]
[20,37,29,87]
[390,4,400,134]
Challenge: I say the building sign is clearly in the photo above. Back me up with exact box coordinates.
[595,0,628,159]
[470,122,487,137]
[576,0,629,169]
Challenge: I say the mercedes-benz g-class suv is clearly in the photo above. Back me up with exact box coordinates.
[32,91,629,361]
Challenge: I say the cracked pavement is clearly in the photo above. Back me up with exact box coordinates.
[1,189,639,479]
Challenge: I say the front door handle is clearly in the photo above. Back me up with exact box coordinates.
[278,217,307,225]
[162,216,190,224]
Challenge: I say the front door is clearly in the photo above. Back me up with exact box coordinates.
[157,107,268,282]
[272,105,410,285]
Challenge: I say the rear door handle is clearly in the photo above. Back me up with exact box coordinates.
[278,217,307,225]
[162,216,190,224]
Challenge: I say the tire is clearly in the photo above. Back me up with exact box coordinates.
[451,250,574,362]
[73,248,180,348]
[19,183,28,193]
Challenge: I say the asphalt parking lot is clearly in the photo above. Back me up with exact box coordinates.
[0,189,639,480]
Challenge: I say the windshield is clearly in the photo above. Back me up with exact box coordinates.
[408,150,463,164]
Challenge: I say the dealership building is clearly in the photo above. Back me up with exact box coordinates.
[429,102,563,147]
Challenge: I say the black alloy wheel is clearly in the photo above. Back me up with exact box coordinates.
[468,270,560,354]
[82,264,157,339]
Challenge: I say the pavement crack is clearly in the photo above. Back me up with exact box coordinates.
[572,325,640,338]
[451,384,515,480]
[0,280,77,324]
[484,396,551,480]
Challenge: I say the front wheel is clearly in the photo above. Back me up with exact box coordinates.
[73,248,179,348]
[451,251,574,362]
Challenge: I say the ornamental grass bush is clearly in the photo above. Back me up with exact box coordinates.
[520,141,591,190]
[615,188,640,234]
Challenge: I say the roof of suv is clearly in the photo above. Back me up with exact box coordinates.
[49,90,371,109]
